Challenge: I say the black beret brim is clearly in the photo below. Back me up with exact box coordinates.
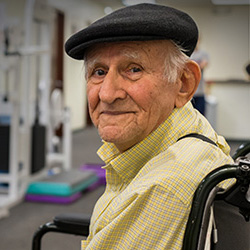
[65,3,198,60]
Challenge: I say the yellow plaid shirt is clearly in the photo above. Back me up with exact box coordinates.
[82,102,233,250]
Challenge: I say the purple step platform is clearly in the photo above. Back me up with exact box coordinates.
[25,192,82,204]
[80,163,106,190]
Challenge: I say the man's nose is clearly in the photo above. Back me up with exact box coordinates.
[99,70,127,104]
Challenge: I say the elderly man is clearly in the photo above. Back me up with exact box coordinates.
[65,3,233,249]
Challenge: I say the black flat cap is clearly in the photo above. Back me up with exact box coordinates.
[65,3,198,60]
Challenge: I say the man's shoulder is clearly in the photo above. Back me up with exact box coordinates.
[133,137,233,203]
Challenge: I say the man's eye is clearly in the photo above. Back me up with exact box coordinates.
[125,66,143,81]
[88,68,107,84]
[130,67,142,73]
[94,69,106,76]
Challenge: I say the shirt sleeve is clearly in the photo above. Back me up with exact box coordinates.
[82,184,190,250]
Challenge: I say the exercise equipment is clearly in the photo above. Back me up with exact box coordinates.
[47,89,72,172]
[80,163,106,190]
[25,164,105,204]
[26,169,98,196]
[25,169,98,204]
[31,122,46,174]
[30,52,47,174]
[0,125,10,173]
[0,0,73,218]
[25,192,82,204]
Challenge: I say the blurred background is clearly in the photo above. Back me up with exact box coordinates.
[0,0,249,249]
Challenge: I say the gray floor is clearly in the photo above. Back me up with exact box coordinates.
[0,126,105,250]
[0,126,245,250]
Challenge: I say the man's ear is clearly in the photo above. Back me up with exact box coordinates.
[175,60,201,108]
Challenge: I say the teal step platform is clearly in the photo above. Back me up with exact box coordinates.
[26,169,98,197]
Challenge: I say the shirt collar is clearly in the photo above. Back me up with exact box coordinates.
[97,102,197,183]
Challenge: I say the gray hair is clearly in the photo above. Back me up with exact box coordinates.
[163,40,189,84]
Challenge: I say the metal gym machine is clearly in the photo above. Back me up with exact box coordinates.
[0,0,72,218]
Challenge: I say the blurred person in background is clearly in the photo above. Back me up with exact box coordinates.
[190,37,209,116]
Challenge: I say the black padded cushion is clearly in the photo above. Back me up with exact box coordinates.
[213,200,250,250]
[54,213,91,236]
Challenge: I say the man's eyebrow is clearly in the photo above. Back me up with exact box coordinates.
[85,55,101,72]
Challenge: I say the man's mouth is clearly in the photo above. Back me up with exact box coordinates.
[100,111,135,115]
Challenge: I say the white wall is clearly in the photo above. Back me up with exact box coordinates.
[182,5,249,81]
[209,81,250,140]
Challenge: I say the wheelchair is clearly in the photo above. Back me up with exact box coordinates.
[32,142,250,250]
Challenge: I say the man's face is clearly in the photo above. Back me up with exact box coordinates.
[85,40,181,152]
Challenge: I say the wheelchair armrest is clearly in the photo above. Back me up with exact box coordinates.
[32,213,91,250]
[53,213,91,236]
